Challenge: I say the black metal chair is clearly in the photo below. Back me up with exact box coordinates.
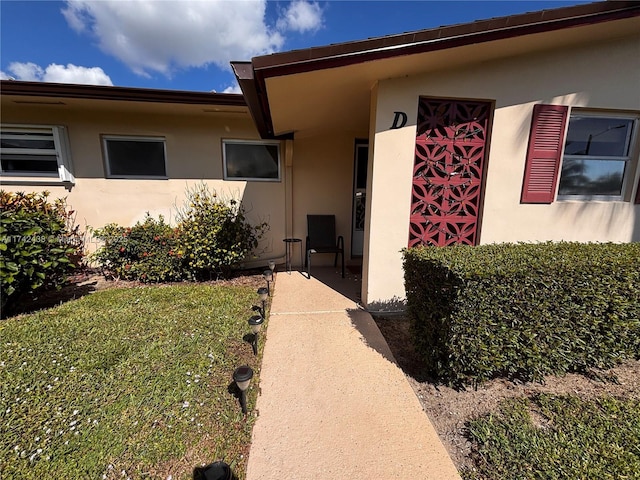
[305,215,345,278]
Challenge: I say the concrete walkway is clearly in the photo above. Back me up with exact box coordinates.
[246,268,461,480]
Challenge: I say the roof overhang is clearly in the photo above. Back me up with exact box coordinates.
[235,1,640,138]
[1,81,248,116]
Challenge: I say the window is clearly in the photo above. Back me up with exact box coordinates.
[0,124,74,183]
[223,140,280,181]
[103,136,167,178]
[558,115,635,198]
[521,105,639,203]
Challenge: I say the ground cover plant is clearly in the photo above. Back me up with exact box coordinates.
[0,283,263,479]
[463,394,640,480]
[375,315,640,479]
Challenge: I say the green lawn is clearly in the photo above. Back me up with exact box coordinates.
[463,394,640,480]
[1,284,263,479]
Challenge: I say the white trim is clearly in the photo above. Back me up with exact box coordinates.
[222,138,281,182]
[0,123,75,186]
[557,111,639,202]
[102,135,168,179]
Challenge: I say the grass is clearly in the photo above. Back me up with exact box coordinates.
[0,284,263,479]
[463,394,640,480]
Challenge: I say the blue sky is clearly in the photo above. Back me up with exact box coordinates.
[1,0,590,93]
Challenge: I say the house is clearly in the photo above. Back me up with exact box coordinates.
[2,1,639,308]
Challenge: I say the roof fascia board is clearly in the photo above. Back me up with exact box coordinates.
[0,80,246,107]
[253,3,640,77]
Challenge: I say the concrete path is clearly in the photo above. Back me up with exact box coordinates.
[246,269,461,480]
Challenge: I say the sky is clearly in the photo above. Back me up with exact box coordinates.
[1,0,591,94]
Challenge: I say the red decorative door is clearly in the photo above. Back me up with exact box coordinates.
[409,98,492,247]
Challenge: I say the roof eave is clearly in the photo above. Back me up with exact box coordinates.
[248,1,640,137]
[0,80,247,107]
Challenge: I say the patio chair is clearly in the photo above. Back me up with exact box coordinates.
[305,215,345,279]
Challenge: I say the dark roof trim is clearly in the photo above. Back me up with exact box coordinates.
[0,80,246,107]
[253,1,640,74]
[231,62,271,138]
[240,1,640,137]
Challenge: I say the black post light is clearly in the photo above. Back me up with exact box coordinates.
[263,269,273,296]
[257,287,268,317]
[248,314,264,356]
[232,365,254,415]
[268,260,276,273]
[193,460,233,480]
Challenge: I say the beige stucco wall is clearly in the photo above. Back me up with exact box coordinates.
[288,130,366,267]
[364,34,640,306]
[1,104,287,265]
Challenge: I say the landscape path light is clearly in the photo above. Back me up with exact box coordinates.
[248,314,264,356]
[193,460,233,480]
[232,365,254,415]
[268,260,276,273]
[263,269,273,296]
[257,287,268,317]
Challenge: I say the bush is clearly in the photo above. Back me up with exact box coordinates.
[404,242,640,386]
[176,184,267,279]
[91,214,183,283]
[0,191,83,314]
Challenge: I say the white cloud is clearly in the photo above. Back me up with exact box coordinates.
[5,62,43,82]
[277,1,323,33]
[3,62,113,85]
[222,84,242,94]
[62,0,291,77]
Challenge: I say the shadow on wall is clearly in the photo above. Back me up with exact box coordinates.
[366,297,407,315]
[553,200,638,242]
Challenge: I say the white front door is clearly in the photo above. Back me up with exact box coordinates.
[352,142,368,257]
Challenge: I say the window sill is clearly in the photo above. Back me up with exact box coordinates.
[0,176,75,191]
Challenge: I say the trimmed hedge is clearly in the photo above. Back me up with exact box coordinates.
[404,242,640,386]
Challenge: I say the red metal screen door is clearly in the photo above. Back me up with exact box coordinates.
[409,98,492,247]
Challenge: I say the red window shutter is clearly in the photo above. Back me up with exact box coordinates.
[521,104,569,204]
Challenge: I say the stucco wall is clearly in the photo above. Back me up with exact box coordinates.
[1,105,287,263]
[289,131,363,267]
[365,34,640,305]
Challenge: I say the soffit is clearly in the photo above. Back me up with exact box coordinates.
[264,17,640,137]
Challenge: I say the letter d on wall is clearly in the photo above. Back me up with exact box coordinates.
[391,111,407,129]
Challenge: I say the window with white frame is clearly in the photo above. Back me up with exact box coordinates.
[0,124,74,183]
[558,114,637,199]
[103,136,167,178]
[223,139,280,181]
[521,106,639,204]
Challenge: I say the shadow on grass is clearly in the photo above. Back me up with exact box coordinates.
[3,276,99,319]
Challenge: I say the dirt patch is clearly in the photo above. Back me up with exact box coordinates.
[373,315,640,471]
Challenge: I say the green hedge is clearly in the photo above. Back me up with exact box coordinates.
[403,242,640,386]
[0,191,83,314]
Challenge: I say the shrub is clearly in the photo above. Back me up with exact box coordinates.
[176,184,267,279]
[404,242,640,387]
[0,191,83,313]
[91,214,183,282]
